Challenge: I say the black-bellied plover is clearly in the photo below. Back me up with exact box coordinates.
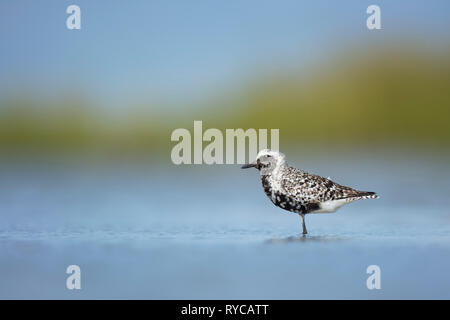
[242,149,378,235]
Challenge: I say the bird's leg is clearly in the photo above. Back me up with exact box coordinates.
[300,213,308,235]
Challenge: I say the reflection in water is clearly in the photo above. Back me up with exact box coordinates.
[266,235,345,244]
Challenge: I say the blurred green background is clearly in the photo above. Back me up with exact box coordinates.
[2,43,449,158]
[1,1,449,161]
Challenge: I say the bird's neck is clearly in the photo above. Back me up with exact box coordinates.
[272,161,286,178]
[260,162,285,189]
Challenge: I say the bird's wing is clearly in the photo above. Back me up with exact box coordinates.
[281,167,375,203]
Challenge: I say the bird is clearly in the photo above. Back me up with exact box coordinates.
[241,149,378,235]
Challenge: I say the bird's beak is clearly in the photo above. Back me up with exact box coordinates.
[241,162,257,169]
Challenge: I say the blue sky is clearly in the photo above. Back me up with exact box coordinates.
[1,0,450,108]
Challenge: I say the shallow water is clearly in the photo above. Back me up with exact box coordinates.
[1,155,449,299]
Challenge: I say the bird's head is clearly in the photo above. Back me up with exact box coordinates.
[241,149,286,175]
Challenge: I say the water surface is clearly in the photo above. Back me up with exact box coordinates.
[1,155,449,299]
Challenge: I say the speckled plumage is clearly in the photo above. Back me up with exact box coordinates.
[242,149,378,234]
[261,165,378,214]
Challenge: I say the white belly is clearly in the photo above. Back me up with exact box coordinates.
[312,199,353,214]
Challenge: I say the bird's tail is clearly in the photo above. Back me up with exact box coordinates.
[352,191,379,200]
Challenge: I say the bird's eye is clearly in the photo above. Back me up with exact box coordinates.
[267,155,272,158]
